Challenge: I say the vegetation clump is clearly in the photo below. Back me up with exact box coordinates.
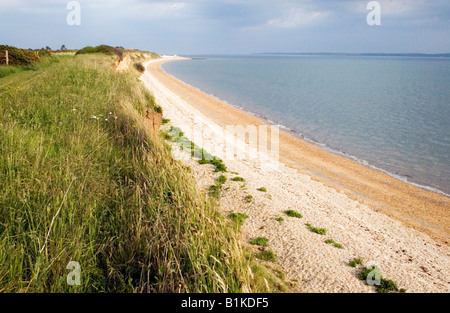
[229,212,249,228]
[250,237,269,247]
[284,210,303,218]
[76,45,125,59]
[358,265,403,293]
[257,187,267,192]
[349,257,364,267]
[0,44,40,65]
[232,176,245,182]
[324,239,343,249]
[255,250,276,262]
[305,223,327,235]
[133,62,145,73]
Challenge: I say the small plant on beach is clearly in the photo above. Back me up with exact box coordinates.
[232,176,245,182]
[229,212,249,228]
[284,210,303,218]
[218,174,227,184]
[209,185,221,198]
[358,265,401,293]
[305,223,327,235]
[154,105,163,113]
[257,187,267,192]
[244,195,253,203]
[256,250,276,262]
[325,239,343,249]
[162,118,170,124]
[250,237,269,247]
[349,257,364,267]
[276,217,284,223]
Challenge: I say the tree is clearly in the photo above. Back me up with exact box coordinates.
[61,45,67,51]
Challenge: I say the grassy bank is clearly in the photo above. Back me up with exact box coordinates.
[0,53,256,292]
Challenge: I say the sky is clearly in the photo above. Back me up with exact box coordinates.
[0,0,449,55]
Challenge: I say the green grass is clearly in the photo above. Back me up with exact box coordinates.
[349,257,364,267]
[231,176,245,182]
[168,127,227,173]
[0,53,258,293]
[209,185,221,198]
[229,212,249,228]
[217,175,227,184]
[250,237,269,247]
[275,217,284,223]
[324,239,343,249]
[257,187,267,192]
[358,265,401,293]
[305,223,327,235]
[255,250,276,262]
[284,210,303,218]
[244,195,253,203]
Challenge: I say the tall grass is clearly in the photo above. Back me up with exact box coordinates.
[0,54,255,292]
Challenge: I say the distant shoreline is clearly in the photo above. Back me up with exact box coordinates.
[254,52,450,58]
[147,57,450,246]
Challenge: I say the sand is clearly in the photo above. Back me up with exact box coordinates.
[141,57,450,293]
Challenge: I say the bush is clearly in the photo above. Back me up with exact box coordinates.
[305,223,327,235]
[255,250,276,262]
[250,237,269,247]
[284,210,303,218]
[134,62,145,73]
[76,45,125,60]
[0,45,40,65]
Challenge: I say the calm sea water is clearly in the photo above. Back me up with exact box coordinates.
[162,55,450,195]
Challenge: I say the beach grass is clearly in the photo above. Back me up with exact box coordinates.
[250,237,269,247]
[324,239,343,249]
[305,223,327,235]
[284,210,303,218]
[0,53,260,293]
[255,250,276,262]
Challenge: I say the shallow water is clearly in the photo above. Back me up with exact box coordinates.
[163,55,450,195]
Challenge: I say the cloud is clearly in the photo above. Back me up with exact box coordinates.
[267,7,331,28]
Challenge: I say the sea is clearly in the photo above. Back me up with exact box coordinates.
[162,54,450,196]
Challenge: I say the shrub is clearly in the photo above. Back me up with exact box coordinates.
[229,212,248,227]
[76,45,125,59]
[0,45,40,65]
[324,239,343,249]
[305,223,327,235]
[232,176,245,182]
[284,210,303,218]
[134,62,145,73]
[250,237,269,247]
[255,250,276,262]
[349,257,364,267]
[218,175,227,184]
